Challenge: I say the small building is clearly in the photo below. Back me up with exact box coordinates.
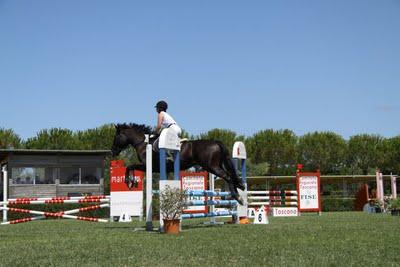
[0,149,110,199]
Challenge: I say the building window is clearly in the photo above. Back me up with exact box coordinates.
[60,167,101,185]
[11,167,55,185]
[81,167,101,184]
[60,167,80,184]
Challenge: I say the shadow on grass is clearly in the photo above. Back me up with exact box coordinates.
[181,223,228,231]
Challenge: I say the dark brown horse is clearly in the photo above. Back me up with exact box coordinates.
[111,123,245,204]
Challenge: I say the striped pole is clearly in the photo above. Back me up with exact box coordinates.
[248,196,298,200]
[2,199,109,205]
[248,202,298,206]
[247,191,298,208]
[186,190,231,197]
[182,211,237,219]
[187,200,238,206]
[247,190,298,195]
[7,195,110,202]
[1,204,109,225]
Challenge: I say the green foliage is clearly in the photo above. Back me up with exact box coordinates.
[180,129,191,139]
[199,128,243,154]
[384,136,400,174]
[2,125,399,177]
[322,197,354,212]
[75,124,115,150]
[246,129,297,175]
[246,160,270,176]
[389,198,400,209]
[25,128,79,150]
[0,128,22,149]
[297,131,347,174]
[24,124,115,151]
[347,134,386,175]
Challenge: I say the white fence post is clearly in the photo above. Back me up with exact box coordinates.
[2,165,8,223]
[145,135,153,231]
[391,173,397,199]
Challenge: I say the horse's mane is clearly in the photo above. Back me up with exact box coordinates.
[116,123,153,134]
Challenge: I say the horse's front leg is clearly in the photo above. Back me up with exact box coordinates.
[125,163,146,189]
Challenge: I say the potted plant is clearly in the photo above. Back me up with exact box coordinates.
[159,186,187,234]
[389,198,400,216]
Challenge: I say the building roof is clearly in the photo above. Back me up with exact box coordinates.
[0,149,111,162]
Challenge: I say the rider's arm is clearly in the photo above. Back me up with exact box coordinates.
[156,112,164,133]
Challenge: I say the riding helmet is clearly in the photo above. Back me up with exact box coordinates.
[155,100,168,111]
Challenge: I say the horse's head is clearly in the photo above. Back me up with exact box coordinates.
[111,125,129,157]
[111,123,153,157]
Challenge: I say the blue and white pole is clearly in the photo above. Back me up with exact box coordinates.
[159,135,180,181]
[158,128,181,232]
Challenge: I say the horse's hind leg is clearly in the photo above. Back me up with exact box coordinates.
[208,166,243,205]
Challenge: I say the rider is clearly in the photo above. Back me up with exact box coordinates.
[153,100,182,151]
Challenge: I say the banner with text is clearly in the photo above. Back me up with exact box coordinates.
[297,171,321,213]
[181,172,208,214]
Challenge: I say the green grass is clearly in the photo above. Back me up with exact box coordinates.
[0,212,399,266]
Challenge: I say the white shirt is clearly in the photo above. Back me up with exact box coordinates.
[159,111,181,136]
[160,111,178,128]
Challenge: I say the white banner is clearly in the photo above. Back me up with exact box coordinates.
[272,207,298,217]
[110,191,143,217]
[298,175,320,211]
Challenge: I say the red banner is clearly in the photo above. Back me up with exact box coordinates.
[110,160,143,192]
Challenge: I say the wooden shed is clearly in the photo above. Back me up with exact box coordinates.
[0,149,110,199]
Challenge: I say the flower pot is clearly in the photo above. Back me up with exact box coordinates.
[163,219,180,234]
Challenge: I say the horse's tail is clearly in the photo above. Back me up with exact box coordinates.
[216,141,245,190]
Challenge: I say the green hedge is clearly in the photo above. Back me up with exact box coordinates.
[322,197,354,212]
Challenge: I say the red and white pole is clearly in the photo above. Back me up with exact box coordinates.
[2,199,109,205]
[1,205,109,225]
[1,204,109,225]
[7,195,109,202]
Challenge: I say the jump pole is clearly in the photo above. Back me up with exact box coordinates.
[2,165,7,223]
[208,173,217,224]
[391,173,397,199]
[145,135,154,231]
[376,171,384,203]
[1,204,110,225]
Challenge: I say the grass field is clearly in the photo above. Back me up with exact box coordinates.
[0,212,399,267]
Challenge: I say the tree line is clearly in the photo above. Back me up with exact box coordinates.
[1,125,399,176]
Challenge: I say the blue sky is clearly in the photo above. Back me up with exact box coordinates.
[1,0,399,140]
